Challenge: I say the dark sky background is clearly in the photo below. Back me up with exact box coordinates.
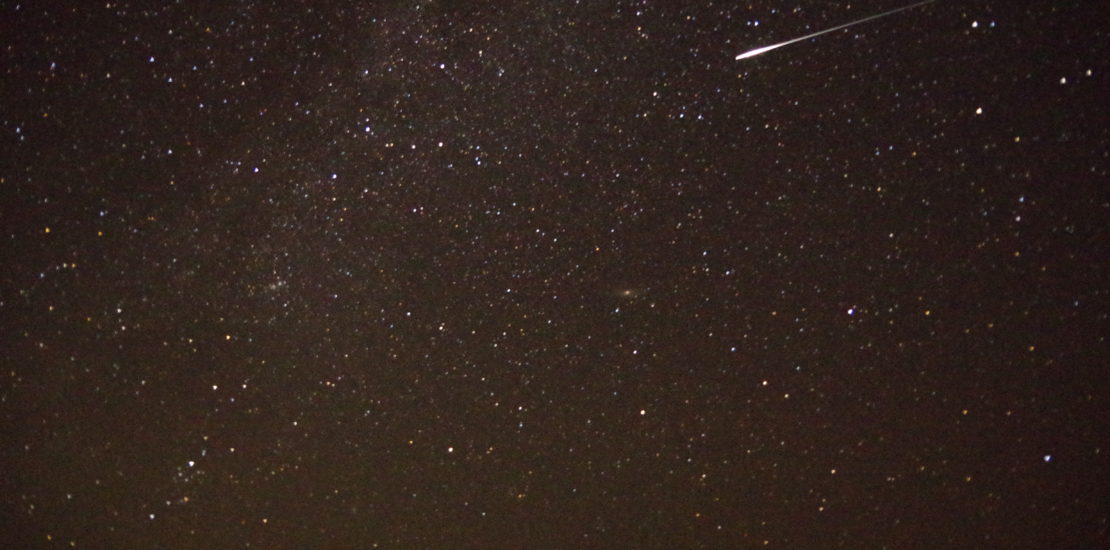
[2,1,1108,548]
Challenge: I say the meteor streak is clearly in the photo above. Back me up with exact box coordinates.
[735,0,935,60]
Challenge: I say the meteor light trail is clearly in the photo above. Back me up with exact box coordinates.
[735,0,936,60]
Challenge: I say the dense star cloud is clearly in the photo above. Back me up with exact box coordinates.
[2,1,1107,547]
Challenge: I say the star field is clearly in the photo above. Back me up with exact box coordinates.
[2,1,1108,548]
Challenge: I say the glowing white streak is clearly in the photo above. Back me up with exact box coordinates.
[735,0,935,60]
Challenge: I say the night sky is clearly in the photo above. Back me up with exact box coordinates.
[3,1,1108,548]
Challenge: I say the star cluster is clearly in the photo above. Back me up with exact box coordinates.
[2,1,1108,548]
